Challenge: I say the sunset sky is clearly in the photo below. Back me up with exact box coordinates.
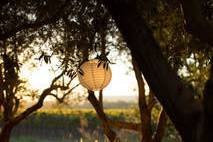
[20,50,149,98]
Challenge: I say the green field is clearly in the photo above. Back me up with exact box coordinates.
[10,109,181,142]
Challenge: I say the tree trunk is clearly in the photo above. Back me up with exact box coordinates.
[132,57,152,142]
[153,109,167,142]
[202,64,213,142]
[99,90,103,110]
[0,81,62,142]
[0,123,14,142]
[87,91,118,142]
[179,0,213,46]
[100,0,203,141]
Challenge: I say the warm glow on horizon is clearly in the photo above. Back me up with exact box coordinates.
[20,50,149,97]
[21,62,139,97]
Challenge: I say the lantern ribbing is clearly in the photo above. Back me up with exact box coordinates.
[77,59,112,91]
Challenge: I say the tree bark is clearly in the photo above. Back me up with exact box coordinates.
[99,90,103,110]
[132,56,152,142]
[179,0,213,46]
[202,63,213,142]
[100,0,203,141]
[153,109,167,142]
[87,91,118,142]
[0,122,14,142]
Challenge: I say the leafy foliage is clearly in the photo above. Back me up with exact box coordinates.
[0,0,213,141]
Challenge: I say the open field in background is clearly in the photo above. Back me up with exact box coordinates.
[9,109,181,142]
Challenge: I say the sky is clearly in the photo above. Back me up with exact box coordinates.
[21,58,137,96]
[20,49,149,99]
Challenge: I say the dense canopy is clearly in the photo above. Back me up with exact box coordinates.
[0,0,213,142]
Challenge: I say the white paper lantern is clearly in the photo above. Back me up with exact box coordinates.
[77,59,112,91]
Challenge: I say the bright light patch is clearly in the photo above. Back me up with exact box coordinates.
[28,65,53,90]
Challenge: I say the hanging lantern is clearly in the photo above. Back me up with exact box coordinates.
[77,59,112,91]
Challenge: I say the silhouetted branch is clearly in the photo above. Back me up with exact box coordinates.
[50,71,66,86]
[132,55,152,141]
[10,71,65,125]
[148,91,157,112]
[179,0,213,46]
[0,65,4,106]
[0,0,69,40]
[99,90,103,110]
[153,109,167,142]
[88,90,118,142]
[50,84,79,103]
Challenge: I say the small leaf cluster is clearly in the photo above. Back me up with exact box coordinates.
[78,68,84,76]
[66,69,77,79]
[96,51,114,70]
[37,51,52,64]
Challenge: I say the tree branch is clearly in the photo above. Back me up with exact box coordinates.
[87,90,118,142]
[132,55,152,141]
[153,109,167,142]
[0,65,4,106]
[179,0,213,46]
[147,91,157,112]
[132,56,147,110]
[11,87,53,125]
[50,70,66,87]
[9,71,65,125]
[49,84,79,103]
[99,90,103,110]
[0,0,69,40]
[97,88,140,132]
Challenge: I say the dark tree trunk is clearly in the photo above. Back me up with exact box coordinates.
[179,0,213,46]
[88,91,118,142]
[202,62,213,142]
[100,0,203,141]
[99,90,103,111]
[0,123,14,142]
[132,57,152,142]
[153,109,167,142]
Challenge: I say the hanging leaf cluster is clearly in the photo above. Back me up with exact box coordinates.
[97,60,109,70]
[78,68,84,76]
[66,69,76,79]
[37,52,51,64]
[96,51,114,70]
